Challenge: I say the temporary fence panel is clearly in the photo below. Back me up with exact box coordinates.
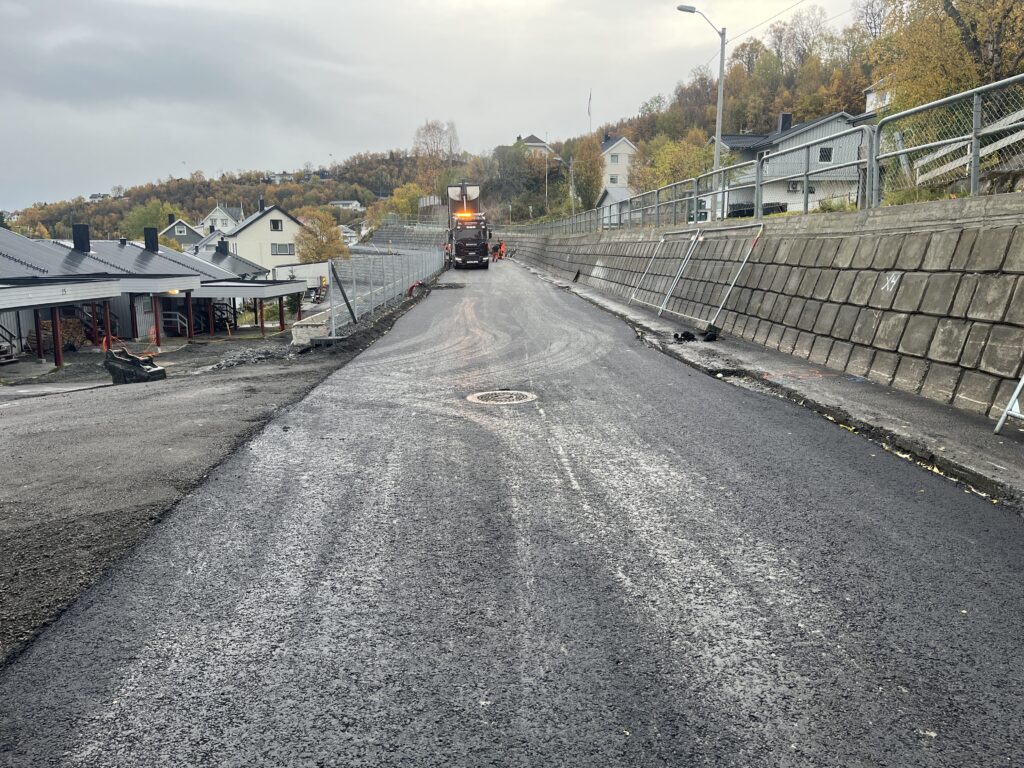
[658,223,764,330]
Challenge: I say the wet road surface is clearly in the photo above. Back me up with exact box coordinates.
[1,261,1022,767]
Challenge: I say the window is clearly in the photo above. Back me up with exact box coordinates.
[819,147,833,163]
[270,219,283,231]
[220,218,229,228]
[175,225,186,236]
[271,243,295,256]
[611,154,619,164]
[610,175,619,184]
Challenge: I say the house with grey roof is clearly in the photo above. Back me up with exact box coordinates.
[714,111,864,215]
[520,134,554,157]
[160,215,205,250]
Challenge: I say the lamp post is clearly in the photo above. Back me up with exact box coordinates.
[678,4,725,220]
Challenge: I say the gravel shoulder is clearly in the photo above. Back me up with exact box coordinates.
[0,301,415,665]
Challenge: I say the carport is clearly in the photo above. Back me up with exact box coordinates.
[0,276,122,366]
[191,279,308,337]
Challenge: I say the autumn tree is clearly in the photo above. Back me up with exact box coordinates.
[572,137,604,210]
[295,207,349,263]
[413,120,460,195]
[630,132,714,192]
[870,0,980,106]
[121,199,179,238]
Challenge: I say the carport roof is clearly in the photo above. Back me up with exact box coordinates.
[192,279,307,300]
[0,275,122,311]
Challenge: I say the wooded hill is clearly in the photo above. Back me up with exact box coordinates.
[7,0,1022,236]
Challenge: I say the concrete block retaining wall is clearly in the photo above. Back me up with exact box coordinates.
[505,194,1024,420]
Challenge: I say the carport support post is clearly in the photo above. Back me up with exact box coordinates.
[151,295,162,347]
[50,307,63,367]
[90,303,100,345]
[258,299,265,337]
[278,296,285,332]
[231,298,237,329]
[33,309,43,361]
[208,300,215,337]
[103,301,112,349]
[296,294,303,321]
[185,291,194,340]
[129,294,138,339]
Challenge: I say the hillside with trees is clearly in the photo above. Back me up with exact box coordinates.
[7,0,1022,236]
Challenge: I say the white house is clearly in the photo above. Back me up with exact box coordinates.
[600,136,638,192]
[199,204,245,235]
[520,134,554,157]
[329,200,366,212]
[217,202,304,271]
[339,225,360,246]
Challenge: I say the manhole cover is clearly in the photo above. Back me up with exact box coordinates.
[466,390,538,405]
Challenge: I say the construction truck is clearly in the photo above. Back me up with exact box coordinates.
[447,182,491,269]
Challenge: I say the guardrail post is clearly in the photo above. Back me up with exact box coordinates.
[803,146,811,214]
[755,160,764,219]
[970,92,982,196]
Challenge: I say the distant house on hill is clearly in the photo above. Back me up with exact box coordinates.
[520,134,554,157]
[159,215,204,250]
[600,135,638,192]
[199,203,245,235]
[339,225,359,245]
[329,200,366,212]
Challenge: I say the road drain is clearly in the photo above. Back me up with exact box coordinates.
[467,390,538,405]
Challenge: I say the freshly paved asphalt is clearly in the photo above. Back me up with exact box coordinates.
[1,261,1022,767]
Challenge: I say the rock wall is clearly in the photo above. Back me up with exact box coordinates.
[504,194,1024,419]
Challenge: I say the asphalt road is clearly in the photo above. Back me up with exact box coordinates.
[1,261,1022,767]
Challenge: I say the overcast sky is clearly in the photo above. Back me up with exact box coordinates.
[0,0,853,210]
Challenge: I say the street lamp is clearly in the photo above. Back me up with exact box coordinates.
[678,4,726,220]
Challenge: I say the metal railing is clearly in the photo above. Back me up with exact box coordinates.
[295,248,446,337]
[509,73,1024,235]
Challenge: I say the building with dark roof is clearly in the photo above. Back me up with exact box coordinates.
[712,111,865,216]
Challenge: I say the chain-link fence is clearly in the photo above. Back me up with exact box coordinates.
[291,248,444,343]
[874,77,1024,204]
[509,73,1024,236]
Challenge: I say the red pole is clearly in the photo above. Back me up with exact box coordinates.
[129,294,138,339]
[208,300,216,337]
[278,296,285,331]
[90,302,100,345]
[152,295,162,347]
[296,294,303,321]
[185,291,194,340]
[50,307,64,367]
[33,309,43,360]
[259,299,265,337]
[103,300,112,349]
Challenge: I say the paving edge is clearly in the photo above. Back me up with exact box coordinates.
[514,260,1024,515]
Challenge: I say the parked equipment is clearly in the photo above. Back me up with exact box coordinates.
[103,347,167,385]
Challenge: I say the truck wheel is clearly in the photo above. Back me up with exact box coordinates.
[483,262,490,269]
